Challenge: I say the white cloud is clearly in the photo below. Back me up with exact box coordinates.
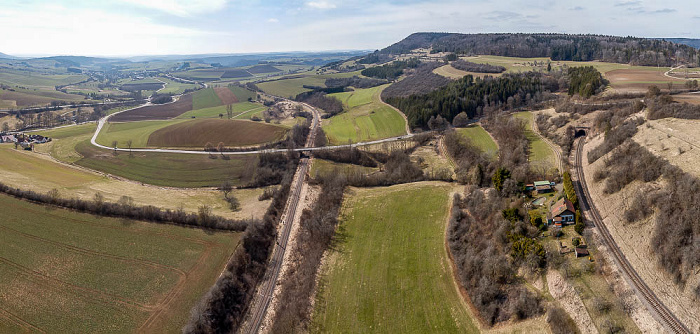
[267,18,279,23]
[119,0,229,17]
[306,1,336,9]
[0,5,212,56]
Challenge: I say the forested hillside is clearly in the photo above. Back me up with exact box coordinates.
[371,33,700,66]
[384,72,558,128]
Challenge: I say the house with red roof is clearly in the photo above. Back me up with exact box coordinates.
[547,198,576,227]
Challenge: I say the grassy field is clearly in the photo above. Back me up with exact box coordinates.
[456,124,498,157]
[192,87,223,110]
[513,112,555,166]
[74,140,256,188]
[177,102,265,119]
[311,182,478,334]
[97,120,185,148]
[0,143,269,219]
[0,192,241,333]
[158,77,199,95]
[228,85,257,101]
[322,85,406,145]
[310,158,378,177]
[257,71,361,98]
[147,119,287,148]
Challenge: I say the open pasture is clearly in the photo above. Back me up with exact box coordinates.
[456,124,498,157]
[0,87,85,107]
[257,71,361,98]
[157,77,199,95]
[433,64,503,80]
[97,119,184,148]
[74,140,257,188]
[0,192,241,333]
[192,87,223,110]
[323,85,406,144]
[146,119,287,148]
[110,94,193,121]
[311,182,477,334]
[513,111,556,167]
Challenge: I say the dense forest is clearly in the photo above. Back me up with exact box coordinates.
[451,60,506,73]
[385,72,558,128]
[360,58,420,79]
[567,66,606,98]
[380,62,451,99]
[371,33,700,66]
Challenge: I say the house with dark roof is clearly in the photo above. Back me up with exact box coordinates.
[534,180,553,194]
[547,198,576,227]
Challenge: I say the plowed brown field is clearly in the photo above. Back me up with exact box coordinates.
[147,119,287,148]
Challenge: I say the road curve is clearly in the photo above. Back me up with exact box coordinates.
[90,100,417,155]
[573,135,690,334]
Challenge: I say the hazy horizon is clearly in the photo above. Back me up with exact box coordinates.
[1,0,698,57]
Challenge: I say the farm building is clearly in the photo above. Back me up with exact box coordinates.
[534,180,553,194]
[1,134,17,143]
[547,198,576,227]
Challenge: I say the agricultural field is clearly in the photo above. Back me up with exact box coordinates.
[0,69,87,88]
[0,143,267,219]
[673,93,700,105]
[73,140,257,188]
[513,111,556,167]
[0,192,241,333]
[97,119,185,148]
[455,124,498,157]
[605,68,686,93]
[322,85,406,144]
[146,119,288,148]
[110,94,194,122]
[0,86,85,107]
[257,71,361,98]
[192,87,223,110]
[177,102,265,120]
[157,77,199,95]
[311,182,478,334]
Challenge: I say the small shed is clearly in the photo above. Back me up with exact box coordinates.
[534,180,552,194]
[575,247,589,258]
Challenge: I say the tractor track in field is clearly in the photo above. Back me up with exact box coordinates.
[0,306,46,333]
[573,135,690,334]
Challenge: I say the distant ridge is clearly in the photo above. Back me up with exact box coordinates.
[661,38,700,49]
[370,33,700,67]
[0,52,19,59]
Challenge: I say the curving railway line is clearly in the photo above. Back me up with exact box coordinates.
[573,135,690,334]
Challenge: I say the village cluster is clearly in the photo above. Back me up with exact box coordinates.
[0,132,51,150]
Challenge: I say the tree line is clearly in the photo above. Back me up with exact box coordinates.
[567,66,606,98]
[0,182,248,231]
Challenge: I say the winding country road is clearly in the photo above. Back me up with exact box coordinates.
[90,99,417,155]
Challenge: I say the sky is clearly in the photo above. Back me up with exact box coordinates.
[0,0,698,57]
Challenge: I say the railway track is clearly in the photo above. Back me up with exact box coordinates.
[241,103,319,334]
[573,135,690,334]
